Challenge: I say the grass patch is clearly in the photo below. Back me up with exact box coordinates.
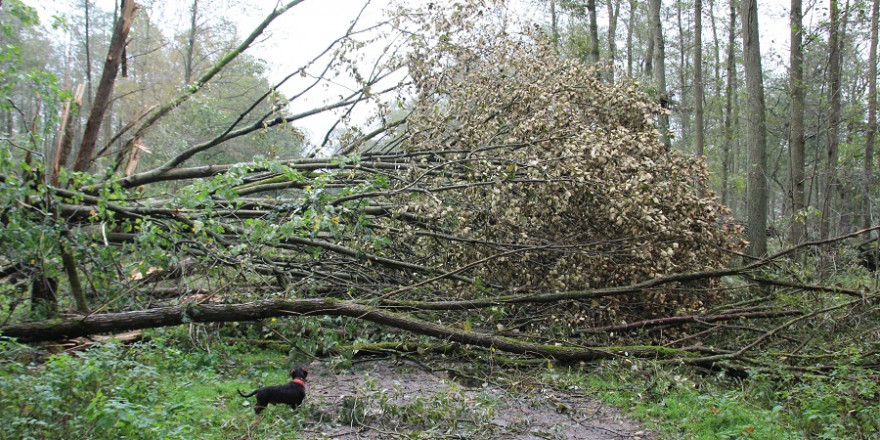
[553,359,880,439]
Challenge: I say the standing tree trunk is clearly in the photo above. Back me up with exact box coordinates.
[820,0,842,241]
[650,0,670,148]
[677,0,691,147]
[83,0,93,103]
[73,0,138,173]
[864,0,878,230]
[184,0,199,84]
[721,0,736,209]
[587,0,601,65]
[606,0,621,82]
[626,0,637,78]
[742,0,768,258]
[627,0,637,77]
[789,0,806,245]
[694,0,705,159]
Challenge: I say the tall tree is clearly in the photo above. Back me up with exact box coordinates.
[694,0,704,159]
[606,0,620,81]
[720,0,736,209]
[866,0,879,229]
[650,0,670,148]
[820,0,843,241]
[184,0,199,84]
[587,0,600,65]
[627,0,636,77]
[742,0,768,257]
[676,0,691,147]
[83,0,93,102]
[789,0,806,245]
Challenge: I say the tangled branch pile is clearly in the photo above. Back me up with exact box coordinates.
[2,3,740,348]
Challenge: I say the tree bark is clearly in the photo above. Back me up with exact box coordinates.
[83,0,93,103]
[627,0,636,77]
[587,0,601,65]
[650,0,670,148]
[820,0,842,241]
[677,0,691,147]
[742,0,768,258]
[864,0,878,230]
[184,0,199,84]
[0,298,664,362]
[606,0,621,82]
[73,0,137,173]
[721,0,736,209]
[789,0,806,245]
[694,0,705,159]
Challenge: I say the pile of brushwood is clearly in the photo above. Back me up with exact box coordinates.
[1,1,878,385]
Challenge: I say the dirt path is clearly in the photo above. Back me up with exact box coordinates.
[298,360,655,439]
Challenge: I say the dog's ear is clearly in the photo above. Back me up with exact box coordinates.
[301,367,308,379]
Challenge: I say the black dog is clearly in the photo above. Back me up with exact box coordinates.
[238,366,308,415]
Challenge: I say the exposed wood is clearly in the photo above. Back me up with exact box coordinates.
[51,83,85,186]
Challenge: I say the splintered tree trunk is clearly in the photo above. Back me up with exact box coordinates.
[866,0,879,229]
[789,0,806,245]
[73,0,137,173]
[694,0,705,159]
[650,0,670,148]
[821,0,842,241]
[742,0,768,258]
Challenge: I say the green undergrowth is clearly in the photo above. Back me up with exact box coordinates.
[2,314,879,439]
[0,316,491,440]
[551,359,880,440]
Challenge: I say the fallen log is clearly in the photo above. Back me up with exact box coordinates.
[0,298,692,362]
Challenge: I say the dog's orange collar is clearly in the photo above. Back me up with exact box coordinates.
[292,378,306,387]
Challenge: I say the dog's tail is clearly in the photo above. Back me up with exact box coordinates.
[238,389,258,398]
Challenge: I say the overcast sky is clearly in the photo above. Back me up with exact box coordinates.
[24,0,803,148]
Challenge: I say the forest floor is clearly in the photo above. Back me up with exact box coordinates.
[243,359,655,440]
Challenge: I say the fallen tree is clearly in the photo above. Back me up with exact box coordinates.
[2,1,879,378]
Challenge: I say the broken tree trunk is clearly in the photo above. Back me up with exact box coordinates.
[73,0,137,172]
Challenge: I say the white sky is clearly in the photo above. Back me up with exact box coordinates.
[25,0,799,148]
